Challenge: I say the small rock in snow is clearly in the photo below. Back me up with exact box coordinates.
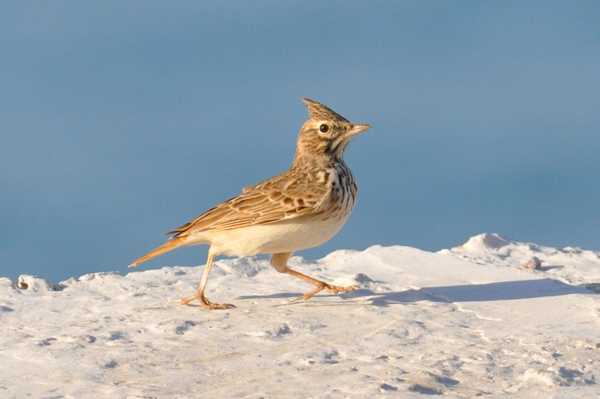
[520,257,542,270]
[17,275,55,291]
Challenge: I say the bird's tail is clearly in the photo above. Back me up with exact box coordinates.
[129,236,187,267]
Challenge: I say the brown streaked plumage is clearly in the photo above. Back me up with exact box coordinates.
[130,98,371,310]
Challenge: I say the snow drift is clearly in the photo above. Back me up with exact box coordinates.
[1,233,599,397]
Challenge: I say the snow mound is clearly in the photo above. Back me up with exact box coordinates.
[446,232,600,286]
[460,232,513,250]
[1,234,599,397]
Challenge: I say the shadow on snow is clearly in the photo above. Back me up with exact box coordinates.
[237,278,595,307]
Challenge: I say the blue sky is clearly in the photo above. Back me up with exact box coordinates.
[1,1,599,282]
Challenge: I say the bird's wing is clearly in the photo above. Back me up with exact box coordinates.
[166,172,329,237]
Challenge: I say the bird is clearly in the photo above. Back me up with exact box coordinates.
[129,98,371,310]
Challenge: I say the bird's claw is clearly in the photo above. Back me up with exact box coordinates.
[181,294,236,310]
[291,282,359,303]
[324,284,359,295]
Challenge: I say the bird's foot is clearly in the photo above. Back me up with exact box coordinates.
[180,294,236,310]
[324,283,359,295]
[292,282,359,302]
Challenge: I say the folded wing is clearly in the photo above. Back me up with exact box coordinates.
[166,171,330,237]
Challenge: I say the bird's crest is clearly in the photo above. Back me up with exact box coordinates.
[302,98,349,123]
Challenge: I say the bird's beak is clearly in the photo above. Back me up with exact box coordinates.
[345,123,372,138]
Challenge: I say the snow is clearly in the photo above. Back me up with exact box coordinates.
[1,233,599,398]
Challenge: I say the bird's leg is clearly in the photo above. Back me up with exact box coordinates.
[181,253,235,310]
[271,253,357,301]
[281,267,358,302]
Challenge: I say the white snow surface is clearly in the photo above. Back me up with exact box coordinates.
[1,233,599,398]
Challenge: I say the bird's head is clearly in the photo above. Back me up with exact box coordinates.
[294,98,371,162]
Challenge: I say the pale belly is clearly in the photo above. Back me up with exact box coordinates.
[185,214,351,257]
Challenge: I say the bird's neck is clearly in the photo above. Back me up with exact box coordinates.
[291,152,344,171]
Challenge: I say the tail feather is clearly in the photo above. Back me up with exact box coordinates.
[129,236,186,267]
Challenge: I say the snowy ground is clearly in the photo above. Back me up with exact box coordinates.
[1,233,599,398]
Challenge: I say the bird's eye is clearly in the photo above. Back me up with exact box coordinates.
[319,124,330,133]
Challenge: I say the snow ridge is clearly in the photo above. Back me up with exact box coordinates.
[1,234,599,397]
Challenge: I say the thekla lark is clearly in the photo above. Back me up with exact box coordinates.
[130,98,371,310]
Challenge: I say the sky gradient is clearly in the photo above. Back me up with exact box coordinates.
[2,1,599,282]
